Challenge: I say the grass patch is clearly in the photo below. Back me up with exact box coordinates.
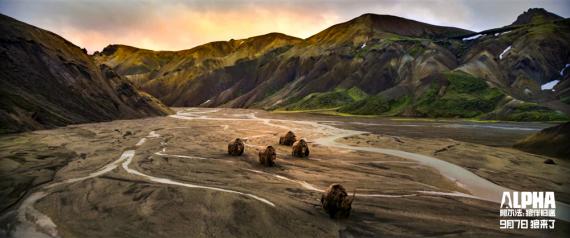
[338,95,390,114]
[277,70,568,122]
[281,87,367,111]
[500,102,569,121]
[338,95,411,115]
[414,71,504,118]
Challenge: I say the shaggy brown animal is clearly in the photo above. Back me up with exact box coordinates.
[292,139,310,157]
[321,184,355,219]
[279,131,297,146]
[227,138,245,156]
[258,146,276,166]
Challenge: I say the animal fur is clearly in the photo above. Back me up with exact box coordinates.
[292,139,310,157]
[228,138,245,156]
[321,183,355,219]
[279,131,297,146]
[258,146,276,166]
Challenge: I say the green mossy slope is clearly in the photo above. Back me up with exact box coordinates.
[282,87,367,110]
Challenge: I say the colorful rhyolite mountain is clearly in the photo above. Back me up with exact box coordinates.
[94,9,569,121]
[1,8,569,134]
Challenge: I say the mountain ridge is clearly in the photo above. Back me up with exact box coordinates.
[92,9,569,121]
[307,13,473,45]
[0,14,172,133]
[512,7,564,25]
[2,9,568,135]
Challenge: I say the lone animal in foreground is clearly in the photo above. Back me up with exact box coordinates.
[258,146,276,166]
[279,131,297,146]
[228,138,245,156]
[321,183,355,219]
[292,139,310,157]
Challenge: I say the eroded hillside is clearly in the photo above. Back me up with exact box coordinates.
[0,14,172,133]
[95,10,570,121]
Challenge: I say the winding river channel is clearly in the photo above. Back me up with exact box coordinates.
[8,108,569,238]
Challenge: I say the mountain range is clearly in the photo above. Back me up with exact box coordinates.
[1,8,569,133]
[94,8,570,121]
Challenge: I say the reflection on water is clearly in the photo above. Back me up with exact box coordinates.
[269,113,551,147]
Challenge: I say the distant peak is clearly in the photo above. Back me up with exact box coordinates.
[352,13,407,24]
[98,44,154,56]
[512,8,562,25]
[243,32,302,42]
[306,12,472,43]
[99,44,123,55]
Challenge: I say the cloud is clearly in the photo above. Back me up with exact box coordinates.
[461,0,570,30]
[0,0,568,52]
[0,0,343,52]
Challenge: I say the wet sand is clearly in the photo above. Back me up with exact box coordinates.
[269,111,552,147]
[0,108,568,237]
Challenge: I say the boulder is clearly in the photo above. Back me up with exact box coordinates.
[228,138,245,156]
[321,183,355,219]
[292,139,310,157]
[544,159,556,164]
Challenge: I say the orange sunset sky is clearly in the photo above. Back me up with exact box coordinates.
[1,0,569,53]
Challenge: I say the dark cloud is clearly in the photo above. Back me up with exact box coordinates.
[0,0,158,33]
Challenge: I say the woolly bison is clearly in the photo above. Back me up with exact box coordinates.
[258,146,276,166]
[321,183,355,219]
[279,131,297,146]
[292,139,310,157]
[228,138,245,156]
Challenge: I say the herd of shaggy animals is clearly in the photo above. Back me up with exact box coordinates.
[227,131,355,219]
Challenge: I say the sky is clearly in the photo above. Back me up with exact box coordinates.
[0,0,569,53]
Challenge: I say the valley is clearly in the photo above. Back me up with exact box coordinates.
[0,108,568,237]
[0,4,569,238]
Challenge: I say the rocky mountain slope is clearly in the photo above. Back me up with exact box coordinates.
[95,9,569,121]
[0,14,172,133]
[94,33,302,106]
[515,122,570,158]
[512,8,564,25]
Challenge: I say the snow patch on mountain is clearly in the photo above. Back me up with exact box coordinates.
[541,80,560,91]
[499,46,512,60]
[462,34,482,41]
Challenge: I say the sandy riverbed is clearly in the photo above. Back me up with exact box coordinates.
[0,108,568,237]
